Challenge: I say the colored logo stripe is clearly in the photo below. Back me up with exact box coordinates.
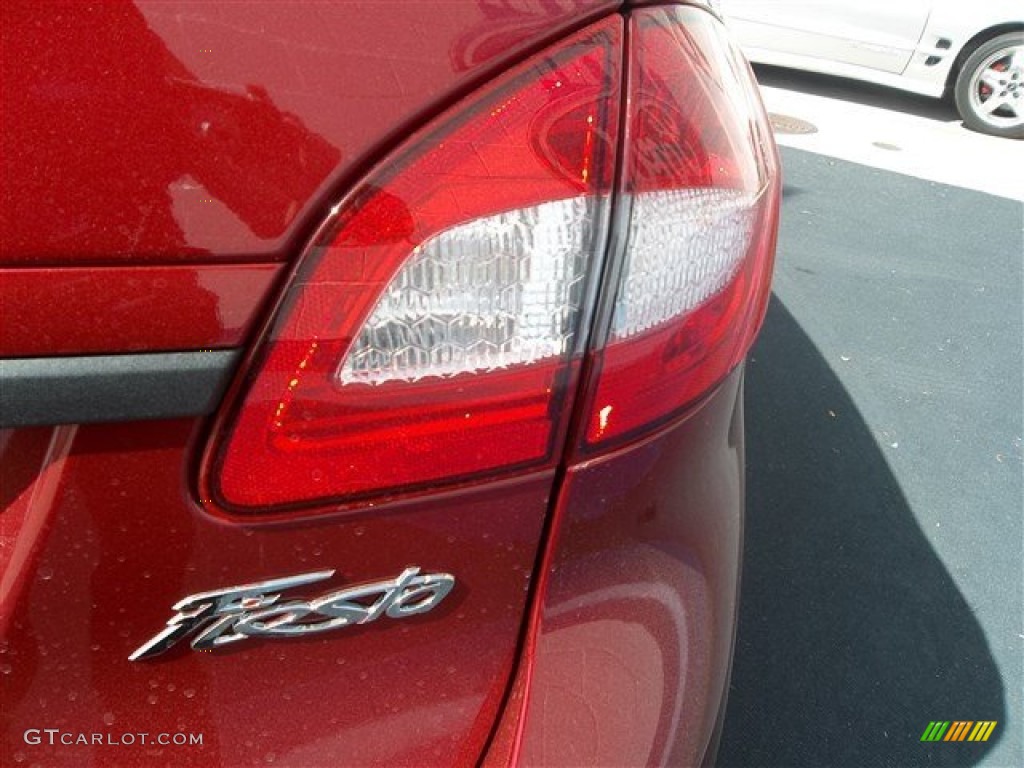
[921,722,950,741]
[969,722,998,742]
[945,721,973,741]
[921,721,997,742]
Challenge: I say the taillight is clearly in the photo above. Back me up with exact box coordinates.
[207,19,623,511]
[579,6,779,449]
[204,8,778,513]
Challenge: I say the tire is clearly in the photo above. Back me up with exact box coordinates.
[954,32,1024,139]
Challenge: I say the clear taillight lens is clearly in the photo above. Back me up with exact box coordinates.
[338,197,596,385]
[207,20,622,510]
[609,187,758,340]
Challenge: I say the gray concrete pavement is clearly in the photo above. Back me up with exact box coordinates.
[718,71,1023,768]
[752,65,1024,201]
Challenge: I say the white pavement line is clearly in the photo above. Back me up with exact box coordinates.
[759,85,1024,203]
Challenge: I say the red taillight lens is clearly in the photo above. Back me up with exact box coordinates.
[209,20,623,510]
[579,7,780,449]
[205,9,779,513]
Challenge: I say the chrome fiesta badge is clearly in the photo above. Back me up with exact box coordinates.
[130,566,455,661]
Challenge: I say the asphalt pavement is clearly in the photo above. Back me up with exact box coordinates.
[718,69,1023,768]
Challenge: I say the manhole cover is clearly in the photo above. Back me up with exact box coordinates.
[769,113,818,135]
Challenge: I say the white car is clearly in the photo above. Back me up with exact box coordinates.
[713,1,1024,138]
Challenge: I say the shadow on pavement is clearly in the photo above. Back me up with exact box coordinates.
[718,297,1005,767]
[752,63,960,123]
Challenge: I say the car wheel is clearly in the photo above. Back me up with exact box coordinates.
[954,32,1024,139]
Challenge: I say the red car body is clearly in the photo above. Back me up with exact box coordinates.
[1,1,778,766]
